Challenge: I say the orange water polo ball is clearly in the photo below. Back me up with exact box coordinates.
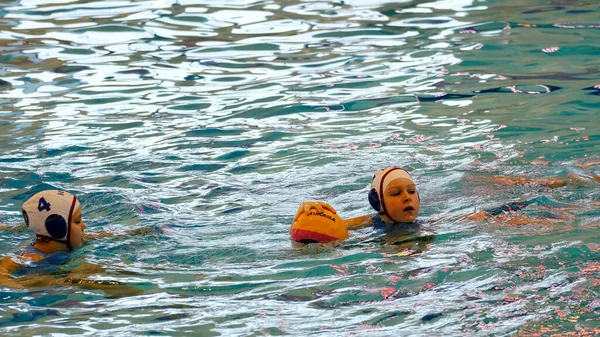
[290,209,348,244]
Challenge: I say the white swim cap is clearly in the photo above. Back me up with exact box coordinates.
[371,167,414,198]
[22,190,80,248]
[368,167,415,214]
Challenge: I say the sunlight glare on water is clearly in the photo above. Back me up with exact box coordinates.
[0,0,600,335]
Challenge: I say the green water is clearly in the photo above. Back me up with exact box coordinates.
[0,0,599,335]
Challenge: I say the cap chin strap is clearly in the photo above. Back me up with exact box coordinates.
[65,196,77,250]
[379,168,403,224]
[35,234,69,247]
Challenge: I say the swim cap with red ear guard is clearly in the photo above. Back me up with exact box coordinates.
[21,190,80,250]
[368,167,417,222]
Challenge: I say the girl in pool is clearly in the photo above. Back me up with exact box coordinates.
[0,190,86,280]
[290,167,421,246]
[293,167,420,231]
[290,166,584,245]
[0,190,142,296]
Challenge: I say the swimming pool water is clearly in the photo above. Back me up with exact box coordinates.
[1,0,599,335]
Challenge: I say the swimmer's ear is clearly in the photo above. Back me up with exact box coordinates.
[368,188,381,212]
[45,214,68,240]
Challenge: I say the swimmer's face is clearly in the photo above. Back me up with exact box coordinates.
[69,206,87,249]
[382,178,420,223]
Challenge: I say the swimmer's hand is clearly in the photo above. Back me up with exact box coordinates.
[294,201,337,222]
[86,227,155,241]
[0,222,27,233]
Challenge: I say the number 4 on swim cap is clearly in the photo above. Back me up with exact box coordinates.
[38,197,52,212]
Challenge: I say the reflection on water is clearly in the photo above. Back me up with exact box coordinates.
[1,0,599,335]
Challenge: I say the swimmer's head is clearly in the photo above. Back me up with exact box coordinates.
[22,190,86,250]
[368,167,420,224]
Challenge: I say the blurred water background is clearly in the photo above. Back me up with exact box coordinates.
[1,0,600,335]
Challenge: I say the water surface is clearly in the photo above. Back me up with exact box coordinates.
[1,0,600,335]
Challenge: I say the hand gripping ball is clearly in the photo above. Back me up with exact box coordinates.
[290,209,348,244]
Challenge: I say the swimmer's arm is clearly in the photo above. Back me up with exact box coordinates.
[0,274,25,289]
[62,277,143,297]
[466,211,487,222]
[430,207,518,224]
[86,227,154,241]
[60,263,143,297]
[66,262,105,275]
[16,273,142,297]
[464,205,525,222]
[465,204,575,224]
[0,258,25,289]
[17,262,103,285]
[477,173,582,188]
[0,256,22,275]
[344,215,373,230]
[478,213,570,227]
[577,160,600,169]
[0,257,139,295]
[15,263,142,297]
[576,161,600,182]
[0,254,56,289]
[0,222,27,232]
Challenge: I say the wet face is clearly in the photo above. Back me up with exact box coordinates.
[381,178,420,224]
[69,207,87,249]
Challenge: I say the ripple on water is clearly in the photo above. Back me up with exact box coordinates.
[0,0,600,335]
